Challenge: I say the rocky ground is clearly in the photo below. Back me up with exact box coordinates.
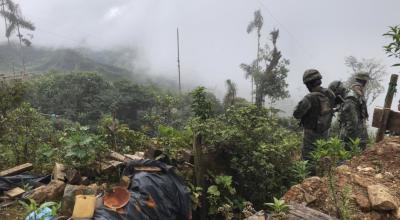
[283,137,400,220]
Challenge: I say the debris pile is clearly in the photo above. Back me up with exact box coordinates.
[0,150,191,220]
[283,136,400,220]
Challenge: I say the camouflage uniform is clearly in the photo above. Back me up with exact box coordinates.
[293,70,336,163]
[338,79,369,150]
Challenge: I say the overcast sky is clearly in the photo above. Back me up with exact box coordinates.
[3,0,400,109]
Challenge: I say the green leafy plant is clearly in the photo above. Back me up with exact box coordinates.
[290,160,310,184]
[60,126,107,170]
[383,25,400,66]
[265,197,290,217]
[188,183,203,210]
[311,138,350,163]
[19,199,61,220]
[207,175,242,218]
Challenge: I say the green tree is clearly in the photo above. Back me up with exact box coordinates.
[27,72,112,126]
[383,25,400,66]
[0,0,35,72]
[0,102,54,168]
[345,56,387,105]
[258,29,289,105]
[242,30,289,107]
[223,79,237,108]
[246,9,263,103]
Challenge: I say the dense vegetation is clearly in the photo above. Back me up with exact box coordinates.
[0,71,303,218]
[0,1,398,218]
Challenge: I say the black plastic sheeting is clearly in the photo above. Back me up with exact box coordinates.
[93,159,192,220]
[0,174,51,193]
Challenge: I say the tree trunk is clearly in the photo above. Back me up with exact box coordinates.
[16,23,25,74]
[1,0,14,75]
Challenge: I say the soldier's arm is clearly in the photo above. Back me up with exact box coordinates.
[341,99,358,139]
[293,97,311,119]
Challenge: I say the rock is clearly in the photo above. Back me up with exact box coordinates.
[357,166,375,173]
[351,174,372,188]
[52,163,66,181]
[304,192,317,204]
[354,192,371,211]
[29,180,65,203]
[80,176,90,186]
[374,173,383,179]
[62,184,98,217]
[244,211,265,220]
[395,207,400,219]
[336,165,351,175]
[65,168,81,184]
[367,184,398,211]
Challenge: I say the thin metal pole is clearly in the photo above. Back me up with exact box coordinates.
[177,28,181,94]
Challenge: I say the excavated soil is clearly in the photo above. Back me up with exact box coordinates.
[283,136,400,220]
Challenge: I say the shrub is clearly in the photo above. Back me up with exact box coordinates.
[60,126,107,170]
[192,105,301,208]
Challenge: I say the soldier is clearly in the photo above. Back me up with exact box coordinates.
[337,73,370,149]
[328,80,347,110]
[293,69,335,170]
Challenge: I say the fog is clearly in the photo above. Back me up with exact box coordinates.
[3,0,400,109]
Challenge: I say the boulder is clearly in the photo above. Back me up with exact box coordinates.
[336,165,351,175]
[62,184,98,217]
[354,192,371,211]
[351,174,372,188]
[244,211,266,220]
[29,180,65,203]
[367,184,398,211]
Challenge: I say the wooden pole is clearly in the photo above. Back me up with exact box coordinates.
[177,28,181,94]
[375,74,398,142]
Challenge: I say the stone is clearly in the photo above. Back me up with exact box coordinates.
[357,166,375,173]
[336,165,351,175]
[52,163,66,181]
[65,168,81,184]
[367,184,398,211]
[62,184,98,217]
[354,192,371,211]
[29,180,65,204]
[395,207,400,219]
[352,174,372,188]
[244,211,265,220]
[80,176,90,186]
[374,173,383,179]
[304,192,317,204]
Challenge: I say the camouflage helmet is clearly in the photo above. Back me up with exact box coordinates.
[303,69,322,84]
[328,80,346,96]
[354,72,370,82]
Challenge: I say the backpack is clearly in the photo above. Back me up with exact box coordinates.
[301,90,334,132]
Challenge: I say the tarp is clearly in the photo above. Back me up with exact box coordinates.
[0,174,51,193]
[93,159,192,220]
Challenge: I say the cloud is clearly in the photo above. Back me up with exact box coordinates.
[103,7,122,21]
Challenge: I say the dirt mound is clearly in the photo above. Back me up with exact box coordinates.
[283,137,400,220]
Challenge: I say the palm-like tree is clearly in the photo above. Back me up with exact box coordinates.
[0,0,35,73]
[223,79,237,108]
[246,9,263,103]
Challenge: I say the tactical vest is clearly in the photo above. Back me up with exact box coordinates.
[301,89,334,132]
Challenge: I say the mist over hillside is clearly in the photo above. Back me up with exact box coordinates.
[0,43,180,89]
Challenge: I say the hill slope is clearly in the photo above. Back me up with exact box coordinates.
[283,137,400,220]
[0,44,137,81]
